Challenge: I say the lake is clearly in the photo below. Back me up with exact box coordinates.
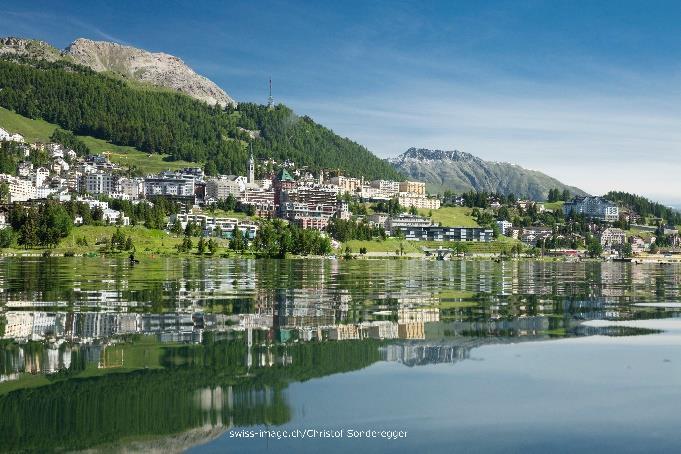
[1,257,680,453]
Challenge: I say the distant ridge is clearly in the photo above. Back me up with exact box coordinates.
[389,147,588,200]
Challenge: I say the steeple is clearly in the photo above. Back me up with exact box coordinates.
[248,144,255,184]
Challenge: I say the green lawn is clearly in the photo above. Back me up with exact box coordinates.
[343,235,523,255]
[0,107,198,174]
[418,207,479,227]
[60,225,183,254]
[2,225,231,256]
[343,238,424,254]
[0,106,57,142]
[79,136,196,173]
[542,201,565,211]
[198,208,253,220]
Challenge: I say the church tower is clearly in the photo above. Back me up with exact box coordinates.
[247,150,255,184]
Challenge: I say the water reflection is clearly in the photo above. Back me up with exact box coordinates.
[1,258,680,451]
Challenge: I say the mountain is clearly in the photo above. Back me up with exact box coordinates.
[65,38,236,107]
[389,148,587,200]
[0,37,401,180]
[0,36,235,107]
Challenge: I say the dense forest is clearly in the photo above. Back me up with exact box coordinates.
[604,191,681,225]
[0,58,402,180]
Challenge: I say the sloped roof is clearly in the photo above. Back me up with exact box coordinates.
[276,168,295,182]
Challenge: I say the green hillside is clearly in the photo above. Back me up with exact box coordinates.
[418,207,479,227]
[0,58,402,180]
[0,106,193,173]
[0,106,55,142]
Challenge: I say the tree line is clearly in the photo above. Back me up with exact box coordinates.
[4,201,72,248]
[605,191,681,226]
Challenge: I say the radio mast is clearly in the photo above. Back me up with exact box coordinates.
[267,77,274,109]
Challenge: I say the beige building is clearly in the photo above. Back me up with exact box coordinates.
[398,194,441,210]
[370,180,400,197]
[205,176,246,200]
[399,180,426,195]
[600,227,626,248]
[328,176,362,193]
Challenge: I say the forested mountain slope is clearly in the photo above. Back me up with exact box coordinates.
[0,57,401,179]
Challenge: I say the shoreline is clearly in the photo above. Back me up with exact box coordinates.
[0,249,679,264]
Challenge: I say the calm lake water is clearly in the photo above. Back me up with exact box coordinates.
[1,257,681,453]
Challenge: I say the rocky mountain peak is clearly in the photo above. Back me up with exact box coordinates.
[390,147,481,164]
[0,36,61,61]
[64,38,236,107]
[389,146,587,200]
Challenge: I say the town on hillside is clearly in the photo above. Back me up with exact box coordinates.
[0,125,679,260]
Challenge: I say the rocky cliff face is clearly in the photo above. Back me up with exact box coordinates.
[389,147,588,200]
[0,37,62,61]
[0,36,235,107]
[64,38,236,107]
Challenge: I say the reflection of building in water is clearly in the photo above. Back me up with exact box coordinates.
[236,313,274,330]
[1,341,80,378]
[426,316,551,338]
[3,312,67,341]
[398,322,425,340]
[398,307,440,324]
[365,321,398,340]
[327,324,360,341]
[273,289,337,328]
[3,312,34,339]
[323,321,400,341]
[381,334,552,367]
[4,311,231,343]
[381,342,473,366]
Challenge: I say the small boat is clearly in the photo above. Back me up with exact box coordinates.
[612,257,632,263]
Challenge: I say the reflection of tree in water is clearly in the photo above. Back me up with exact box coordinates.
[0,336,382,452]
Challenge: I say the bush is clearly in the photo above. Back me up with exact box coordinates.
[0,228,14,248]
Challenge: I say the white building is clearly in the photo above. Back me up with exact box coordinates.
[17,161,33,177]
[563,196,619,222]
[78,198,129,225]
[35,186,57,199]
[80,172,116,196]
[117,177,143,199]
[496,220,513,236]
[387,214,433,231]
[0,127,24,143]
[50,158,70,174]
[358,185,392,201]
[33,167,49,188]
[143,173,195,200]
[0,174,35,202]
[168,212,258,239]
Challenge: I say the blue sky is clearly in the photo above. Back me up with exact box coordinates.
[2,0,681,203]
